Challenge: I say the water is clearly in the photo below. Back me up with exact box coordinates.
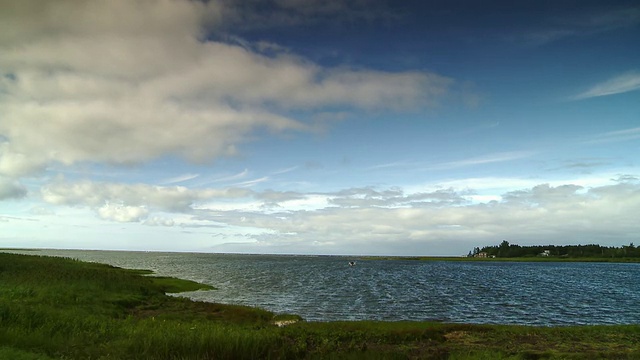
[13,249,640,326]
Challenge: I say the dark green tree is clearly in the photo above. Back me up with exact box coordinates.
[498,240,510,257]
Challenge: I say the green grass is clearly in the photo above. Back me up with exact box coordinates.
[1,252,640,359]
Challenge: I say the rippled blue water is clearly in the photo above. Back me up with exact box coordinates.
[20,250,640,326]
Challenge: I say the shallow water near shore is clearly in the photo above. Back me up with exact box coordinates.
[18,249,640,326]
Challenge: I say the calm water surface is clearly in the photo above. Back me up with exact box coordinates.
[19,250,640,326]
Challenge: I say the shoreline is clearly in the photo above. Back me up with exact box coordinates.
[2,251,640,359]
[4,247,640,263]
[360,255,640,263]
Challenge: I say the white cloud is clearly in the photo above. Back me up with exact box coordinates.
[233,177,271,188]
[98,203,149,222]
[328,187,468,208]
[0,176,27,200]
[431,172,627,196]
[573,71,640,100]
[257,190,306,204]
[0,143,47,177]
[160,173,201,185]
[521,6,640,46]
[5,172,636,253]
[210,169,250,184]
[143,216,176,227]
[41,180,253,221]
[29,206,55,216]
[0,0,450,179]
[588,126,640,144]
[30,163,639,254]
[432,151,536,170]
[180,176,640,254]
[502,184,585,206]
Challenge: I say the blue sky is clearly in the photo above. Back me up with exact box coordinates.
[1,0,639,255]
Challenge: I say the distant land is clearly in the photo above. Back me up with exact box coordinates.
[362,241,640,263]
[467,241,640,260]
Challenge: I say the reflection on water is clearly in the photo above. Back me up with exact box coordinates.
[21,249,640,325]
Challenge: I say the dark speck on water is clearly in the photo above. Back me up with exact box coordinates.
[22,250,640,326]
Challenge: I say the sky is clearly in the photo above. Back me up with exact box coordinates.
[1,0,639,256]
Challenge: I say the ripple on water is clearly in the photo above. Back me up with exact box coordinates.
[24,250,640,325]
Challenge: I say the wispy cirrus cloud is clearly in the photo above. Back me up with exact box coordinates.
[216,0,398,30]
[233,176,271,188]
[365,161,416,171]
[521,6,640,46]
[572,71,640,100]
[587,126,640,144]
[366,151,535,173]
[432,151,535,170]
[161,173,200,185]
[212,169,250,183]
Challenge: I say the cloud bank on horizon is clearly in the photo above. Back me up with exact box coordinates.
[1,0,639,255]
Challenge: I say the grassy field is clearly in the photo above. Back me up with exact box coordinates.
[1,252,640,359]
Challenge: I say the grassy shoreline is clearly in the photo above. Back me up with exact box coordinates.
[361,256,640,263]
[1,252,639,359]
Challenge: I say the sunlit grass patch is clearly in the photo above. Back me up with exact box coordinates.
[149,276,215,293]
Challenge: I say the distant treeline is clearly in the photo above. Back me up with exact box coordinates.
[469,241,640,258]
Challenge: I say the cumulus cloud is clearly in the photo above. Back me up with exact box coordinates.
[257,190,306,207]
[0,0,450,179]
[29,206,55,216]
[193,180,640,254]
[329,187,468,208]
[0,176,27,200]
[0,142,47,177]
[143,216,176,227]
[41,179,253,221]
[502,184,585,206]
[98,203,149,222]
[31,174,640,253]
